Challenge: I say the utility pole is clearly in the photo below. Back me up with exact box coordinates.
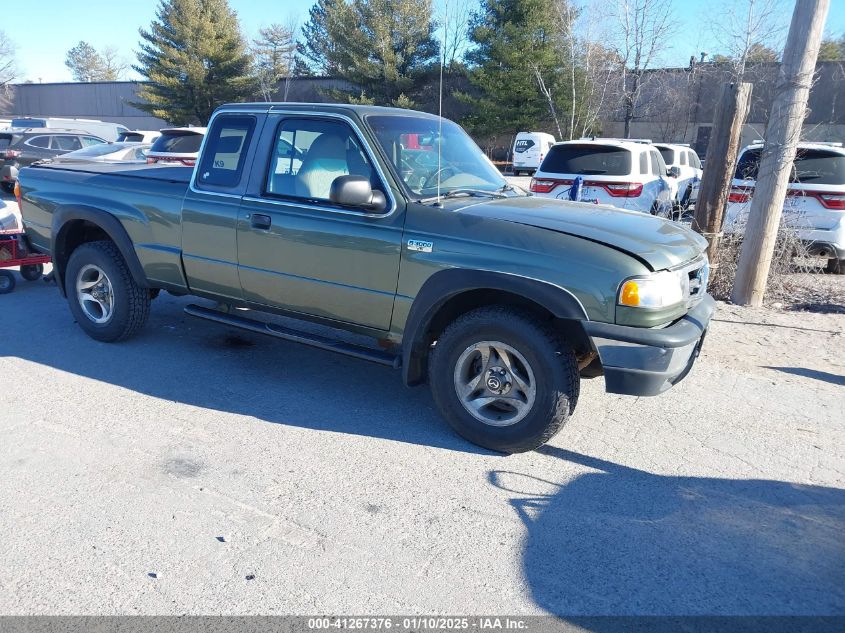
[731,0,830,306]
[692,82,753,263]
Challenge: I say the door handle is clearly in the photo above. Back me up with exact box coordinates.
[251,213,272,230]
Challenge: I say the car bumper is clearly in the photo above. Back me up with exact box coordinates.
[583,294,716,396]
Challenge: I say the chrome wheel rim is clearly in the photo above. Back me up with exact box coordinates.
[453,340,537,427]
[76,264,114,324]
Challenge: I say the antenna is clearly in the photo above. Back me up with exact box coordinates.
[436,0,448,204]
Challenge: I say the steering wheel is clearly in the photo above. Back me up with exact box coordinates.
[422,165,459,189]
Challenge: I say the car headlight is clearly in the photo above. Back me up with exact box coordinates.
[618,271,686,309]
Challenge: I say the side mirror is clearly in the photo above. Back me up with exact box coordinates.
[330,175,387,212]
[667,166,681,178]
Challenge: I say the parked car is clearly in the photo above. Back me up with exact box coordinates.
[145,127,207,166]
[54,142,152,164]
[530,138,673,215]
[654,143,703,209]
[512,131,556,176]
[19,103,713,454]
[9,117,128,142]
[723,141,845,274]
[117,130,161,143]
[1,129,107,193]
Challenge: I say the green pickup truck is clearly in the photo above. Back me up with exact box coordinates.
[19,103,714,453]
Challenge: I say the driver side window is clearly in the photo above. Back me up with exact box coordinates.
[265,118,378,203]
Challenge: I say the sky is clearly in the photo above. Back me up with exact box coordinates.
[8,0,845,84]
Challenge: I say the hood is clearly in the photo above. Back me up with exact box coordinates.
[458,196,707,271]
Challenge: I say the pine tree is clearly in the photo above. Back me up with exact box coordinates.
[134,0,255,125]
[460,0,573,139]
[297,0,438,106]
[65,42,121,82]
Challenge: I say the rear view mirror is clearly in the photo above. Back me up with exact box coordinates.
[668,166,681,178]
[330,175,387,212]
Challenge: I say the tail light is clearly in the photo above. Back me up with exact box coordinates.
[2,149,21,160]
[814,192,845,210]
[530,178,571,193]
[601,182,643,197]
[146,157,156,164]
[728,186,753,203]
[14,180,21,208]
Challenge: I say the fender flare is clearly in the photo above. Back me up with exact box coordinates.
[51,205,149,296]
[401,268,589,386]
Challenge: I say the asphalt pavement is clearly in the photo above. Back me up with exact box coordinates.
[1,188,844,617]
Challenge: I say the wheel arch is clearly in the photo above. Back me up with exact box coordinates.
[402,269,592,386]
[52,206,149,297]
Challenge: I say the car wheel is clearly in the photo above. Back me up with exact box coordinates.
[827,258,845,275]
[428,305,580,453]
[0,270,16,294]
[64,240,151,342]
[20,264,43,281]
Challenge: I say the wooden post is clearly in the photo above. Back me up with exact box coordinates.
[731,0,831,306]
[692,82,752,263]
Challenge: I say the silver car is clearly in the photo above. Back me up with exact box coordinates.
[54,142,151,164]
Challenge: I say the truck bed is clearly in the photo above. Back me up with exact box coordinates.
[32,161,193,183]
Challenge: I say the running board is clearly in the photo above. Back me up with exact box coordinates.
[184,304,401,369]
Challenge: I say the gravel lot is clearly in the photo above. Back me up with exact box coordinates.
[1,188,844,616]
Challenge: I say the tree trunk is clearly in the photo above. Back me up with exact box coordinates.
[731,0,830,306]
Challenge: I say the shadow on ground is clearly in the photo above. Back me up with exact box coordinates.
[765,366,845,386]
[490,446,845,618]
[1,289,489,454]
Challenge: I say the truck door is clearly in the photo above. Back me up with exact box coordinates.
[181,113,262,300]
[236,113,404,332]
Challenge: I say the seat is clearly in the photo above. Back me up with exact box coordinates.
[295,134,349,200]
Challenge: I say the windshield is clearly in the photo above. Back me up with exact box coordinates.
[367,115,507,197]
[541,144,632,176]
[151,132,203,154]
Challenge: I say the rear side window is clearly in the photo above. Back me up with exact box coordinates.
[53,136,82,151]
[657,147,674,165]
[514,139,535,153]
[650,151,665,176]
[151,131,204,154]
[542,144,632,176]
[26,135,51,149]
[197,116,255,188]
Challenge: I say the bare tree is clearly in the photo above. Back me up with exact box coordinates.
[252,21,298,102]
[706,0,790,79]
[553,0,623,139]
[0,29,15,87]
[609,0,677,138]
[438,0,472,69]
[100,46,129,81]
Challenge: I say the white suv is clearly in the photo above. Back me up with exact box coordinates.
[723,142,845,274]
[654,143,703,209]
[530,139,673,215]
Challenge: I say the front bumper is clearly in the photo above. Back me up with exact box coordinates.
[583,294,716,396]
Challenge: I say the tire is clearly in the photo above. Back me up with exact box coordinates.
[64,240,151,342]
[20,264,43,282]
[0,270,15,294]
[826,258,845,275]
[428,306,580,453]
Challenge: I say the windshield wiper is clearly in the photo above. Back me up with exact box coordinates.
[420,188,508,203]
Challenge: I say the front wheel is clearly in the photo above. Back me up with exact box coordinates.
[0,270,16,294]
[64,240,151,342]
[428,306,580,453]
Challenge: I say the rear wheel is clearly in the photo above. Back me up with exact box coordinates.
[20,264,43,281]
[0,270,15,294]
[428,306,579,453]
[827,258,845,275]
[64,240,151,342]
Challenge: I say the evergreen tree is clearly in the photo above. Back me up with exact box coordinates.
[134,0,255,125]
[297,0,438,106]
[460,0,572,139]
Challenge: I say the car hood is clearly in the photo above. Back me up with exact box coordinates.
[458,196,707,271]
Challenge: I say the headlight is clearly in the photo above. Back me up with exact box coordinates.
[618,271,685,308]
